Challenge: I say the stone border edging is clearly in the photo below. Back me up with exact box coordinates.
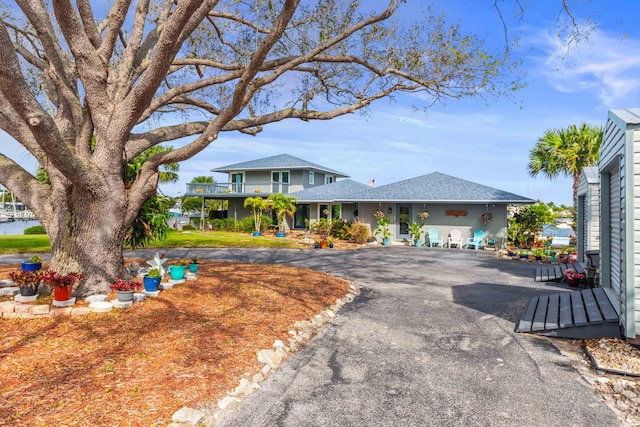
[168,281,362,427]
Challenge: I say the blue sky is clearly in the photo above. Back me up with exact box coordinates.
[4,1,640,206]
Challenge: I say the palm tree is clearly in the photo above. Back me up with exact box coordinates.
[528,123,603,213]
[243,196,273,234]
[269,193,297,233]
[190,176,215,230]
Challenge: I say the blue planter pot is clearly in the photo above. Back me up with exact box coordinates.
[252,231,262,237]
[21,262,42,272]
[143,276,161,292]
[169,265,186,280]
[188,263,199,273]
[414,240,422,247]
[382,238,391,246]
[276,232,287,238]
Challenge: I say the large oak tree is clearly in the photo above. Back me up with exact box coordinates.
[0,0,519,294]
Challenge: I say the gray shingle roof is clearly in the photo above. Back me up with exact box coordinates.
[292,179,371,202]
[211,154,349,178]
[350,172,534,203]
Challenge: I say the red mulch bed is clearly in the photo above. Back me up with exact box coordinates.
[0,260,350,426]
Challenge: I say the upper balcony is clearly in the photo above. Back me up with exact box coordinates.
[184,182,290,197]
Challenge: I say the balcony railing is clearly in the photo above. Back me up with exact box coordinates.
[185,182,290,196]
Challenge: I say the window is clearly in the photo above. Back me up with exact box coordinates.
[272,171,290,193]
[309,171,314,185]
[325,176,334,184]
[231,172,244,193]
[320,204,329,219]
[331,204,341,219]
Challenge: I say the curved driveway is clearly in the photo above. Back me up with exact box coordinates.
[2,247,624,426]
[131,246,622,427]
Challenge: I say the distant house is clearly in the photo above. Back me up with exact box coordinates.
[294,172,534,247]
[185,154,349,226]
[598,108,640,341]
[186,154,534,245]
[576,167,600,263]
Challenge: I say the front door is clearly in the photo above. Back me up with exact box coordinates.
[294,204,309,229]
[397,204,410,239]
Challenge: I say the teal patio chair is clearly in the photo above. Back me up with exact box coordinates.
[427,228,443,247]
[465,230,485,250]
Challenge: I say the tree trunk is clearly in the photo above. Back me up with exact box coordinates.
[200,197,205,231]
[46,183,131,295]
[572,171,580,226]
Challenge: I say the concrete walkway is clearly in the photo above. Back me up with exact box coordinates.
[1,247,625,426]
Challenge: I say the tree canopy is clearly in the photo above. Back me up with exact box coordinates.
[0,0,523,293]
[528,123,603,213]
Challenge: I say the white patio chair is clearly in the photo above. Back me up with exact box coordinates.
[447,229,463,249]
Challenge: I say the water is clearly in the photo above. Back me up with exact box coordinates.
[542,224,575,238]
[0,219,41,235]
[541,224,575,246]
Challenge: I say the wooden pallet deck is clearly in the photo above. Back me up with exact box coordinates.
[535,262,586,282]
[515,288,620,339]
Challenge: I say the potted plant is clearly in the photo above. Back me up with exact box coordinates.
[169,259,188,280]
[307,218,331,248]
[143,268,162,292]
[269,193,297,237]
[563,268,585,287]
[9,269,43,297]
[373,210,391,246]
[42,270,85,301]
[534,248,545,261]
[327,236,334,248]
[22,255,42,272]
[188,256,200,273]
[408,222,424,247]
[110,278,142,302]
[243,196,273,236]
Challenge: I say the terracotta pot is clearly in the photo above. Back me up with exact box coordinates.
[53,286,72,301]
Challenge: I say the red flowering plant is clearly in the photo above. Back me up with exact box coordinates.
[564,268,585,283]
[9,270,43,290]
[42,270,85,289]
[109,278,142,292]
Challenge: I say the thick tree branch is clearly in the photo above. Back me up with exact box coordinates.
[0,154,50,219]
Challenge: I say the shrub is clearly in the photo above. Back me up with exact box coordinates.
[239,215,272,233]
[182,223,197,231]
[210,218,237,231]
[349,222,370,244]
[330,219,352,240]
[24,225,46,235]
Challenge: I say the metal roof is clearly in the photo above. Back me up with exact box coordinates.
[211,154,350,178]
[582,167,599,184]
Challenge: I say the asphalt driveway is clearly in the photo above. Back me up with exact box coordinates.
[1,246,624,426]
[126,246,623,427]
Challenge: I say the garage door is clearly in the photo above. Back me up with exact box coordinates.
[609,166,622,300]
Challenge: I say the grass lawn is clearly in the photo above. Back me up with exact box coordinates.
[0,259,351,426]
[0,229,303,255]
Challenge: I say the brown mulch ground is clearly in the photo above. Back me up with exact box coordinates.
[0,260,350,426]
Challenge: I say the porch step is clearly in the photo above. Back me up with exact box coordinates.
[515,288,620,339]
[535,262,585,282]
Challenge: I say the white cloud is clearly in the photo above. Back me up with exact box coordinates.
[532,29,640,106]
